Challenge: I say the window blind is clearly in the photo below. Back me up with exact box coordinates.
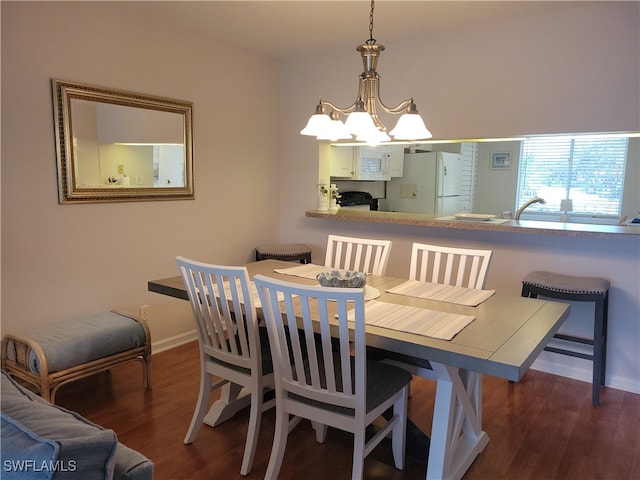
[517,137,628,218]
[459,142,478,213]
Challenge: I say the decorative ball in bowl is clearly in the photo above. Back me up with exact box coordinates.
[316,270,367,288]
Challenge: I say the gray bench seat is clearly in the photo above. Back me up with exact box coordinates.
[1,310,151,403]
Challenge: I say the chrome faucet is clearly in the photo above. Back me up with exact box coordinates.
[515,196,546,221]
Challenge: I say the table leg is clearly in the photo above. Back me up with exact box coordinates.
[426,362,489,480]
[203,382,251,427]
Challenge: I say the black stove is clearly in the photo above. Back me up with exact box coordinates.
[337,191,378,211]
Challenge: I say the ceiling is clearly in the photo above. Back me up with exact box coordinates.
[128,1,590,59]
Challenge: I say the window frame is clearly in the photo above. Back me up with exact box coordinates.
[515,136,629,221]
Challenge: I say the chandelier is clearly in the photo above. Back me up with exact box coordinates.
[300,0,432,145]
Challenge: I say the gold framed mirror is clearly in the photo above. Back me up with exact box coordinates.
[52,79,194,203]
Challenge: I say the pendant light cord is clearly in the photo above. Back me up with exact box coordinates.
[367,0,376,45]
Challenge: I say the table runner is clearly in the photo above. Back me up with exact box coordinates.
[351,300,475,340]
[274,263,331,280]
[386,280,494,306]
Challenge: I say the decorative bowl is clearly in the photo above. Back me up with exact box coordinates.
[317,270,366,288]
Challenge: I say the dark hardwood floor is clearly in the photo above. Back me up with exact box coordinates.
[56,341,640,480]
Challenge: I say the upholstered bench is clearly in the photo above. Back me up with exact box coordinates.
[521,271,610,406]
[1,310,151,404]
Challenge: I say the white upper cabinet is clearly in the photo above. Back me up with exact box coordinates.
[330,146,357,178]
[387,146,404,177]
[320,144,404,180]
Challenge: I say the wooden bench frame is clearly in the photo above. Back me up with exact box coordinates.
[1,310,151,403]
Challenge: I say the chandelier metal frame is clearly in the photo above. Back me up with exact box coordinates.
[301,0,431,143]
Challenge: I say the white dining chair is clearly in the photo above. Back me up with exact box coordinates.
[175,256,275,476]
[374,242,492,381]
[409,242,493,289]
[254,274,411,480]
[324,234,392,275]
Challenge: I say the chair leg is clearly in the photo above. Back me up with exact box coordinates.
[143,353,152,390]
[601,293,609,387]
[391,388,408,470]
[592,295,607,407]
[240,390,263,475]
[311,421,328,442]
[184,369,212,444]
[265,408,290,479]
[351,429,366,480]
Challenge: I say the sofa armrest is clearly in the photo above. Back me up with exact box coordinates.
[113,443,154,480]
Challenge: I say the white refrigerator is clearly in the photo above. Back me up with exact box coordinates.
[385,152,462,215]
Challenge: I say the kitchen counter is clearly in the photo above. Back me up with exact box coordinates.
[305,209,640,240]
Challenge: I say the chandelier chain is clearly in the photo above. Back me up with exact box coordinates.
[367,0,376,44]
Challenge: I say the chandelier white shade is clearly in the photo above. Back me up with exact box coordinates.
[315,110,352,141]
[300,0,432,144]
[356,127,390,145]
[344,109,377,138]
[299,105,332,136]
[388,104,432,140]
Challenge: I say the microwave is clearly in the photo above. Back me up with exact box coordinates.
[357,147,392,181]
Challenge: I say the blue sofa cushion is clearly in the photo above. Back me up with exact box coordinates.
[1,414,59,480]
[1,371,118,480]
[16,312,147,374]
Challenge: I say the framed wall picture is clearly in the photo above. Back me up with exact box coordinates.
[491,152,511,170]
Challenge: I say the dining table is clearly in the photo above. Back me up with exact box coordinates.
[148,259,570,480]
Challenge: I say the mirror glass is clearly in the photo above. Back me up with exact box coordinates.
[329,133,639,226]
[53,79,194,203]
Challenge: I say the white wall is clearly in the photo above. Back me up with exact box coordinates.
[1,2,281,349]
[278,2,640,392]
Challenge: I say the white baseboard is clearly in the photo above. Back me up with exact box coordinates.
[151,330,197,354]
[531,357,640,394]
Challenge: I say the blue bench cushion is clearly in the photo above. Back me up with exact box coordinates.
[1,371,118,479]
[15,312,147,374]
